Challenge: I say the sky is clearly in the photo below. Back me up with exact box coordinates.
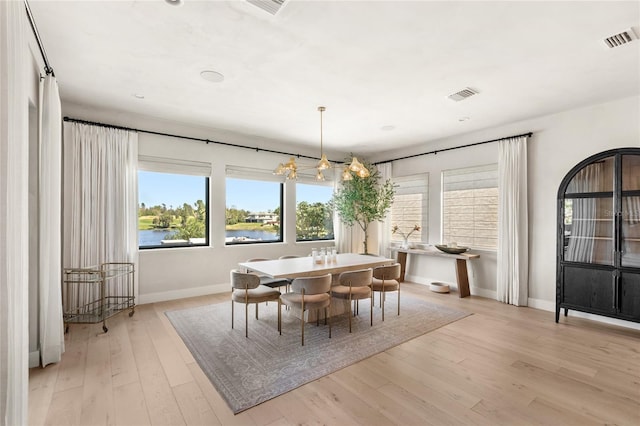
[139,172,333,212]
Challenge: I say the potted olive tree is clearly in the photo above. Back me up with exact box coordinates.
[331,159,395,254]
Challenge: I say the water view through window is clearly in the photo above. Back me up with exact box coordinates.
[138,171,209,248]
[139,173,336,247]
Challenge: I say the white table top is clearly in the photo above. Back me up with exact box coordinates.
[239,253,395,279]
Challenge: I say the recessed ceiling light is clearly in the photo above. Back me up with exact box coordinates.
[381,125,395,131]
[458,116,470,122]
[200,70,225,83]
[165,0,184,6]
[132,93,145,99]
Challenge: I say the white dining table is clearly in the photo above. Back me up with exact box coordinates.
[238,253,395,279]
[239,253,395,322]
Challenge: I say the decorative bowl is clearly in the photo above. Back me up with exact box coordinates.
[435,244,469,255]
[429,282,450,293]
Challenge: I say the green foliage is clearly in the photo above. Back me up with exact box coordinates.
[226,207,249,225]
[165,216,205,240]
[153,213,173,229]
[296,201,334,240]
[140,200,207,241]
[330,159,395,253]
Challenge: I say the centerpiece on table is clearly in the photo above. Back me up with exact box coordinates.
[392,224,420,249]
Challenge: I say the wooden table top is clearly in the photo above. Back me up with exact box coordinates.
[390,246,480,260]
[239,253,395,279]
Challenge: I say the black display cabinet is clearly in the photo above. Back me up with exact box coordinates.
[557,148,640,323]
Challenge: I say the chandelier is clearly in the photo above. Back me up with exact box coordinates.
[273,106,370,181]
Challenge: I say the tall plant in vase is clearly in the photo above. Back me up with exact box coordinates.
[330,158,395,254]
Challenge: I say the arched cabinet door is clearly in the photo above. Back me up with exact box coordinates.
[557,148,640,324]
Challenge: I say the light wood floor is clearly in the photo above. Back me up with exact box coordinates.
[29,283,640,425]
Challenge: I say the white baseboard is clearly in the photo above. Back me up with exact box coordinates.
[29,351,40,368]
[471,287,496,299]
[404,274,432,286]
[138,283,229,304]
[404,275,496,299]
[528,297,640,331]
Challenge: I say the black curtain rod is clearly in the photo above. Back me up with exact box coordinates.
[62,116,326,162]
[63,117,532,166]
[24,0,54,76]
[373,132,533,165]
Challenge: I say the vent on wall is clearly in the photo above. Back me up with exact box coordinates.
[447,87,479,102]
[604,28,637,48]
[246,0,287,15]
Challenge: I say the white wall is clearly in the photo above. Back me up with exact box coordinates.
[372,95,640,308]
[64,95,640,317]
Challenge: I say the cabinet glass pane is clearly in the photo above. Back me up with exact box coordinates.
[622,155,640,191]
[622,196,640,267]
[563,197,613,265]
[565,156,614,194]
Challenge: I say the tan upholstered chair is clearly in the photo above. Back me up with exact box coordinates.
[332,268,373,333]
[230,269,281,338]
[245,258,290,291]
[279,273,332,345]
[371,263,402,321]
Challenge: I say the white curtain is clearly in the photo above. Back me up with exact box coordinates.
[377,162,393,257]
[62,122,138,312]
[0,1,29,423]
[38,75,65,367]
[565,164,603,263]
[497,136,529,306]
[334,178,365,254]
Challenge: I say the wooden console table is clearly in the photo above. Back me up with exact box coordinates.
[391,247,480,298]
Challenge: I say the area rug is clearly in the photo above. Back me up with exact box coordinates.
[166,293,469,414]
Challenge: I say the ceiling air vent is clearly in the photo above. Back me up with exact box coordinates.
[447,87,478,102]
[604,28,637,48]
[246,0,287,16]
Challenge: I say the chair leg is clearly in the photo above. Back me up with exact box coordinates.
[328,301,332,338]
[245,303,249,338]
[397,288,400,316]
[231,300,234,329]
[255,303,259,320]
[348,295,352,333]
[278,299,282,335]
[382,291,385,322]
[316,309,320,326]
[301,290,305,346]
[370,294,373,326]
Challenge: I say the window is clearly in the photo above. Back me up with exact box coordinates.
[138,157,211,249]
[226,169,283,244]
[296,182,334,241]
[390,174,428,243]
[442,164,498,249]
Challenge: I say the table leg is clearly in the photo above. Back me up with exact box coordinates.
[397,251,407,283]
[455,259,470,298]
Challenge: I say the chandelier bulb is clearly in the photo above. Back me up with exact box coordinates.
[342,166,353,181]
[317,153,331,170]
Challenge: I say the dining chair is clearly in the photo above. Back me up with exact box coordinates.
[230,269,281,338]
[371,263,402,321]
[332,268,373,333]
[279,273,332,345]
[245,258,290,291]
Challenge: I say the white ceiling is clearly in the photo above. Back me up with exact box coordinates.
[29,0,640,156]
